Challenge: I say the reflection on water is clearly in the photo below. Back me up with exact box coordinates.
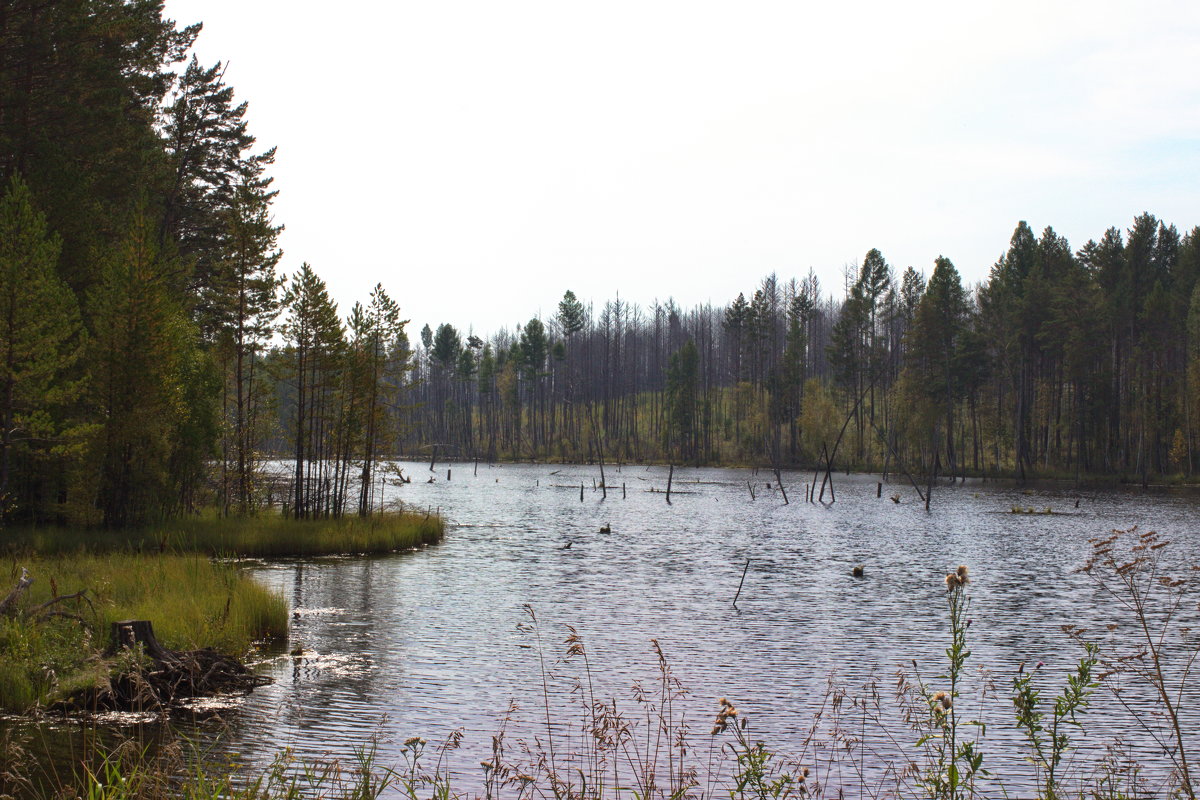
[15,464,1200,794]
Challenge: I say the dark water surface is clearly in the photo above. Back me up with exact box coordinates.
[15,463,1200,795]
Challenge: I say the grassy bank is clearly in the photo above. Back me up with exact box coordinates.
[3,510,445,558]
[0,511,443,713]
[0,553,288,712]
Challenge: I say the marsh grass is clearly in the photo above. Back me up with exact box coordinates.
[3,731,401,800]
[2,510,444,559]
[0,553,287,712]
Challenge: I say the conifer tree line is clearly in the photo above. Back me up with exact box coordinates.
[0,1,408,526]
[403,217,1200,485]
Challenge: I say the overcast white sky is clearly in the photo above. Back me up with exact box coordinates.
[163,0,1200,337]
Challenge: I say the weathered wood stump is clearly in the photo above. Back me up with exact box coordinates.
[110,619,177,663]
[51,619,271,714]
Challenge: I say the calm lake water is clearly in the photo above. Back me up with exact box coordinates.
[16,463,1200,795]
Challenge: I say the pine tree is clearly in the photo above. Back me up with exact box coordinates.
[907,256,969,474]
[281,263,342,518]
[0,176,84,515]
[208,179,282,513]
[87,208,204,527]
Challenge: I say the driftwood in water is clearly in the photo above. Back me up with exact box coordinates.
[773,468,789,505]
[51,619,270,713]
[666,464,674,504]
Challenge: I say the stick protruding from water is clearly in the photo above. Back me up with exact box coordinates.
[733,558,750,609]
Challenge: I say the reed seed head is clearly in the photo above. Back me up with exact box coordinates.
[956,565,970,583]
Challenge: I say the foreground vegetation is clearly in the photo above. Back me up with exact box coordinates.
[0,553,287,713]
[3,526,1195,800]
[0,511,442,714]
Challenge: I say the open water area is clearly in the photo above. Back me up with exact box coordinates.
[12,462,1200,796]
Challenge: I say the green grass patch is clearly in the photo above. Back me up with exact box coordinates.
[0,553,288,713]
[3,511,445,558]
[0,512,443,712]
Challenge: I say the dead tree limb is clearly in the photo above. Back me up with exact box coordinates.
[0,568,33,615]
[871,422,926,504]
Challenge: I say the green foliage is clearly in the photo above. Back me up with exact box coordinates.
[1012,643,1099,799]
[0,175,85,517]
[665,340,699,461]
[431,323,462,369]
[87,208,210,527]
[0,553,286,712]
[519,318,548,376]
[557,290,586,337]
[911,569,987,800]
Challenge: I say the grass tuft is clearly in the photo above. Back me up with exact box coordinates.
[2,511,444,559]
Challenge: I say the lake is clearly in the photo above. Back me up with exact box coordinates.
[16,462,1200,796]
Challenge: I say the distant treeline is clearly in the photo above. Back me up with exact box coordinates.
[4,5,1198,531]
[390,217,1200,483]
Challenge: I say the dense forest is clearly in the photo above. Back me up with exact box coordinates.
[4,3,1199,530]
[0,0,404,525]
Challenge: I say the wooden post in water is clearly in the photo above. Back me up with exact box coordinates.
[774,468,788,505]
[747,480,756,500]
[732,559,750,609]
[622,482,626,499]
[474,456,479,477]
[430,445,437,472]
[877,482,882,497]
[595,432,608,500]
[447,469,451,482]
[580,482,584,502]
[666,464,674,504]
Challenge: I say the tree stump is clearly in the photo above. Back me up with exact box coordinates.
[110,619,177,664]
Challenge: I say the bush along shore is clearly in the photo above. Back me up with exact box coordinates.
[0,510,445,715]
[5,525,1196,800]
